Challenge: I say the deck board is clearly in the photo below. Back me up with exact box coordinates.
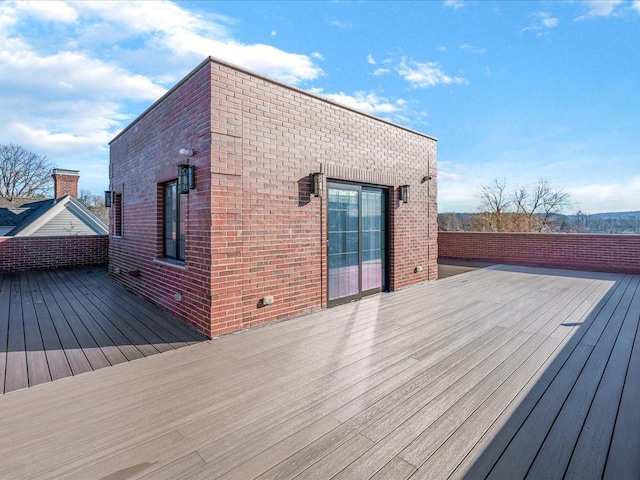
[0,265,637,479]
[31,270,94,376]
[20,272,52,387]
[6,273,29,392]
[603,280,640,480]
[565,280,640,479]
[0,267,206,394]
[57,269,164,356]
[0,274,12,393]
[65,268,204,350]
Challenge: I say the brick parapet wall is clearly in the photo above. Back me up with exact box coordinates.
[0,236,108,272]
[438,231,640,274]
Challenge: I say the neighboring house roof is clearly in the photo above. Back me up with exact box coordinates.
[0,195,108,236]
[88,205,110,226]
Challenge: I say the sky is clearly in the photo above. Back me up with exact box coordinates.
[0,0,638,214]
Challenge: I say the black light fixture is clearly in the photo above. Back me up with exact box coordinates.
[400,185,410,203]
[104,191,113,207]
[311,172,324,198]
[178,164,195,194]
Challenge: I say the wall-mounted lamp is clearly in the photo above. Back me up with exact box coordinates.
[422,175,433,183]
[400,185,410,203]
[311,172,325,198]
[104,190,113,207]
[178,164,195,194]
[179,147,194,157]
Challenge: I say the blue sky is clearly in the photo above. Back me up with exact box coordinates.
[0,0,638,213]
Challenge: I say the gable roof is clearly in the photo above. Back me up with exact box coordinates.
[0,197,53,229]
[0,195,108,236]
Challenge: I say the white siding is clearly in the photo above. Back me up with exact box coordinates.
[31,208,101,236]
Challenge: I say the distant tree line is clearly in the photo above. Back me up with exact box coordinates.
[442,178,571,233]
[439,178,639,234]
[439,211,640,234]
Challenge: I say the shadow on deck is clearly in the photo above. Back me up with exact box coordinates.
[0,267,207,394]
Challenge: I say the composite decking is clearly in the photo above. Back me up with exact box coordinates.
[0,268,206,394]
[0,265,638,479]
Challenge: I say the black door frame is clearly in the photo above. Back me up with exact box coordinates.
[326,180,390,307]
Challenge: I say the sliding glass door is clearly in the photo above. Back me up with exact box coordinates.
[327,182,388,306]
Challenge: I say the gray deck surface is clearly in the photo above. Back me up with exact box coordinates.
[0,268,206,394]
[0,265,638,479]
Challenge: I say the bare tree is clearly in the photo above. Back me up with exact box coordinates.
[478,178,510,232]
[477,178,570,232]
[79,189,105,208]
[0,144,54,198]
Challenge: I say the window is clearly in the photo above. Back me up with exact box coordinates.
[114,193,123,236]
[163,180,186,261]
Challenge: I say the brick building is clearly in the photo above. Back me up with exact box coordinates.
[108,57,437,337]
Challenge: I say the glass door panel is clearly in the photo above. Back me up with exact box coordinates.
[328,187,360,302]
[361,189,385,293]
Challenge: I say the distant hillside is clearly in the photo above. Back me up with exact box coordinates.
[586,211,640,221]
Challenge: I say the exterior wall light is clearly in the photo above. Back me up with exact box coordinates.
[179,147,194,156]
[178,164,195,194]
[104,190,113,207]
[312,172,325,198]
[400,185,410,203]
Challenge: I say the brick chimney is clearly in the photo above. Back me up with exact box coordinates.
[52,169,80,199]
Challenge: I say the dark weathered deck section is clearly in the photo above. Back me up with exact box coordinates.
[0,268,205,394]
[0,266,638,479]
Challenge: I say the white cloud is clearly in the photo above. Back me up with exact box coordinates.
[443,0,464,11]
[397,58,466,88]
[329,19,352,28]
[0,0,325,194]
[7,122,112,155]
[0,49,166,101]
[521,11,559,35]
[459,43,486,54]
[74,1,322,85]
[566,177,640,213]
[575,0,625,20]
[634,1,640,14]
[438,164,482,212]
[12,0,78,23]
[373,68,390,76]
[310,90,404,116]
[438,46,447,52]
[367,54,376,65]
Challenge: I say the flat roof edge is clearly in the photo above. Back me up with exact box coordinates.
[110,56,438,144]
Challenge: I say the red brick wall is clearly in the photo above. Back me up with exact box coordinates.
[438,231,640,274]
[0,236,108,272]
[109,62,214,335]
[52,171,79,199]
[109,57,437,337]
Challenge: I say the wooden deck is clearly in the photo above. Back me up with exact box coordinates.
[0,268,206,394]
[0,265,638,479]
